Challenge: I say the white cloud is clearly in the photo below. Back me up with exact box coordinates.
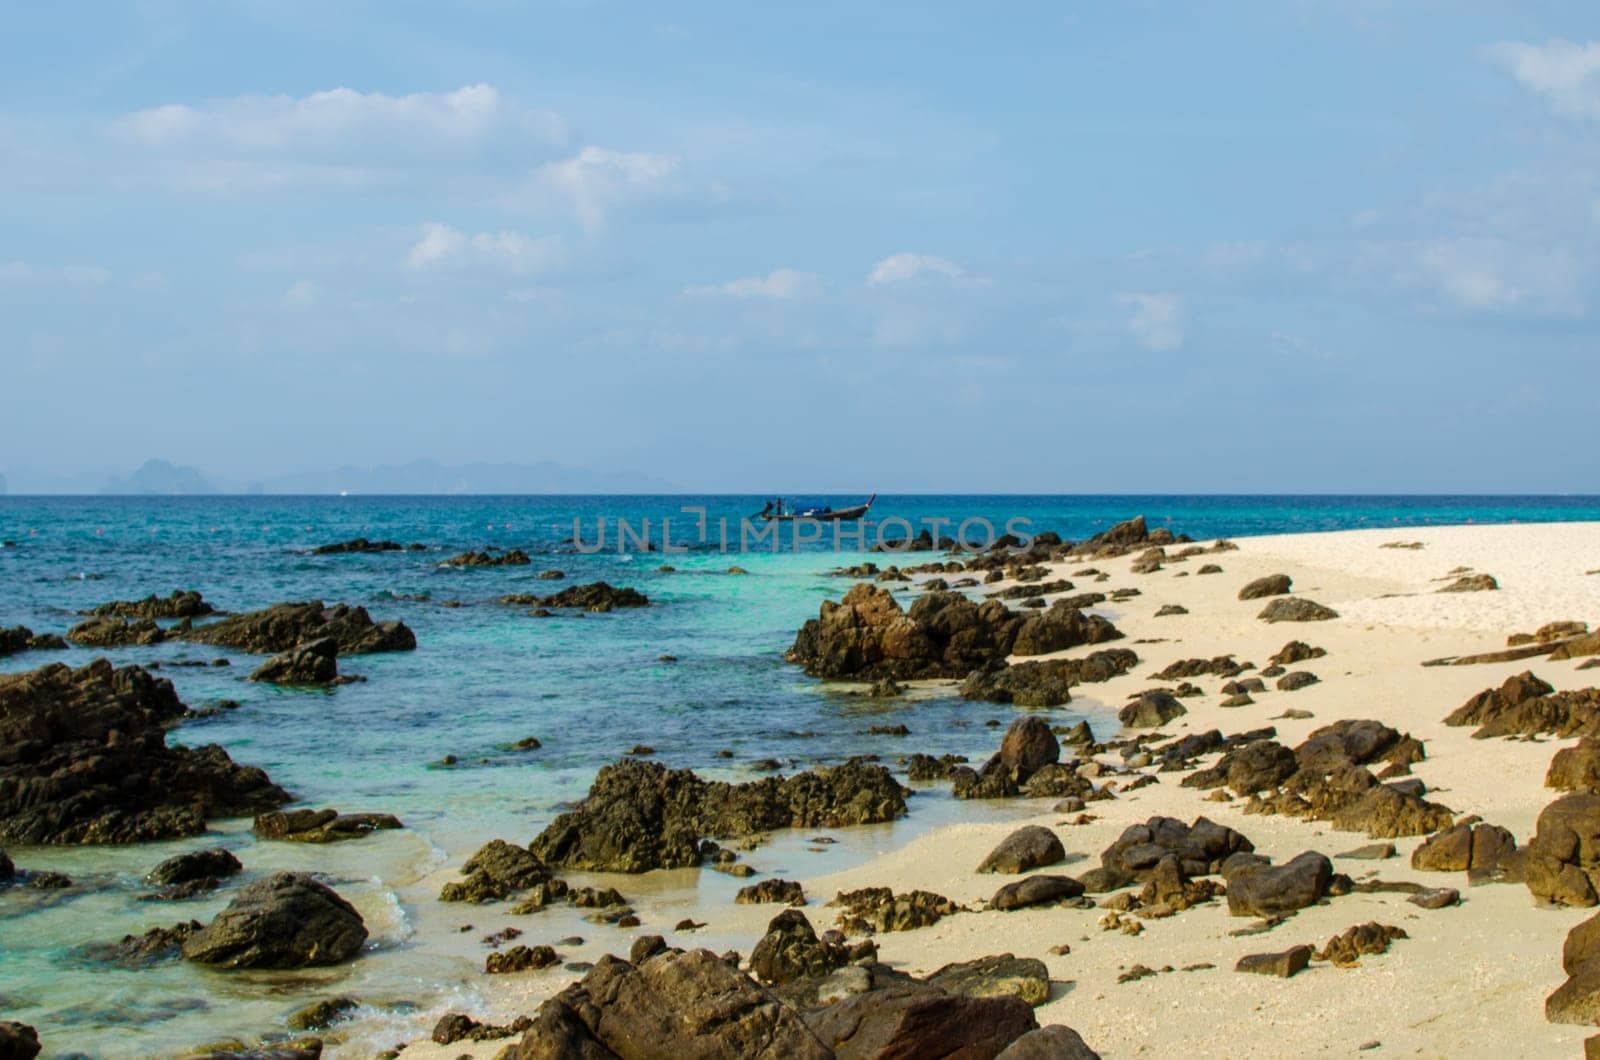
[114,84,563,153]
[403,222,565,275]
[1120,292,1185,352]
[512,146,681,233]
[1488,40,1600,121]
[282,279,317,308]
[867,252,964,286]
[1416,237,1583,315]
[0,261,111,286]
[683,267,821,299]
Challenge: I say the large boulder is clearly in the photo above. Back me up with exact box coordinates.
[996,1025,1101,1060]
[990,875,1084,911]
[1118,691,1186,729]
[182,871,367,968]
[1527,794,1600,906]
[925,954,1050,1007]
[0,1022,40,1060]
[1224,851,1333,917]
[1549,911,1600,1025]
[805,983,1038,1059]
[1410,823,1517,873]
[1094,816,1253,888]
[1257,598,1339,623]
[1550,739,1600,794]
[748,909,853,987]
[0,660,288,844]
[249,638,339,685]
[178,601,415,654]
[530,759,906,873]
[977,826,1066,874]
[516,950,832,1059]
[1181,740,1298,796]
[1238,574,1292,600]
[439,838,555,903]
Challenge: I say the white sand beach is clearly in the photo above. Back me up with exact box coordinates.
[395,522,1600,1060]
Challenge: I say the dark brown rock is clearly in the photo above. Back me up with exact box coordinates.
[737,879,806,906]
[1527,794,1600,906]
[86,590,214,619]
[1314,922,1406,964]
[1224,851,1332,917]
[1119,691,1186,729]
[0,660,288,845]
[1235,944,1312,978]
[1257,598,1339,623]
[178,601,415,654]
[804,982,1037,1060]
[977,826,1066,874]
[182,871,367,969]
[1239,574,1292,600]
[990,874,1084,911]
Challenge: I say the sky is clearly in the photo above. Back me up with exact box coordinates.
[2,0,1599,493]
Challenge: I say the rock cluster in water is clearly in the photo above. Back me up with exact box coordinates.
[787,584,1121,681]
[176,600,416,654]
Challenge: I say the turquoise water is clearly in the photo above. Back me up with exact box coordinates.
[3,494,1599,1057]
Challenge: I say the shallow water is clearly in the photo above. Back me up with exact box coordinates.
[2,494,1598,1057]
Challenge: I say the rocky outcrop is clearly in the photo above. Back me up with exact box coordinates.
[738,879,807,906]
[85,590,214,619]
[505,582,648,611]
[1181,739,1299,797]
[976,826,1065,874]
[438,839,554,902]
[925,954,1050,1007]
[833,887,961,934]
[249,638,339,685]
[948,717,1094,801]
[1550,739,1600,795]
[0,626,66,656]
[515,949,833,1059]
[253,808,402,843]
[1257,598,1339,623]
[1438,573,1498,592]
[1238,574,1292,600]
[530,759,906,872]
[1118,691,1186,729]
[990,875,1084,911]
[0,660,288,844]
[1086,816,1254,892]
[445,549,531,567]
[0,1021,40,1060]
[959,649,1138,707]
[1445,672,1600,739]
[1270,641,1326,666]
[182,871,367,968]
[748,909,858,986]
[1154,656,1248,680]
[1315,922,1407,965]
[1224,851,1334,917]
[145,848,242,898]
[1526,794,1600,906]
[1548,911,1600,1024]
[804,981,1038,1059]
[787,585,1119,681]
[66,616,165,647]
[1410,822,1517,873]
[177,601,415,654]
[312,538,421,554]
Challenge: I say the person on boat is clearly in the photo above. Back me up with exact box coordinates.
[760,499,773,516]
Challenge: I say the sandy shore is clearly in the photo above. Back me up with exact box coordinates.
[394,521,1600,1060]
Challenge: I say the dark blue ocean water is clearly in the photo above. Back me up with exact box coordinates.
[2,494,1597,1055]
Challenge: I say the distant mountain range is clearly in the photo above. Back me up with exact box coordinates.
[0,458,680,495]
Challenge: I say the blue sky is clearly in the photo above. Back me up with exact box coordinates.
[2,0,1598,492]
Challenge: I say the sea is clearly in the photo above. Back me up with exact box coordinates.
[3,494,1599,1057]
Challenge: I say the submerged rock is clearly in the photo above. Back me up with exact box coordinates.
[253,808,402,843]
[445,549,532,567]
[0,660,288,844]
[530,758,906,872]
[249,638,340,685]
[182,871,367,969]
[504,582,649,611]
[81,920,204,967]
[0,626,68,656]
[177,601,415,654]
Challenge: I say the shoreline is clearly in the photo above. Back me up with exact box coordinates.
[392,520,1600,1059]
